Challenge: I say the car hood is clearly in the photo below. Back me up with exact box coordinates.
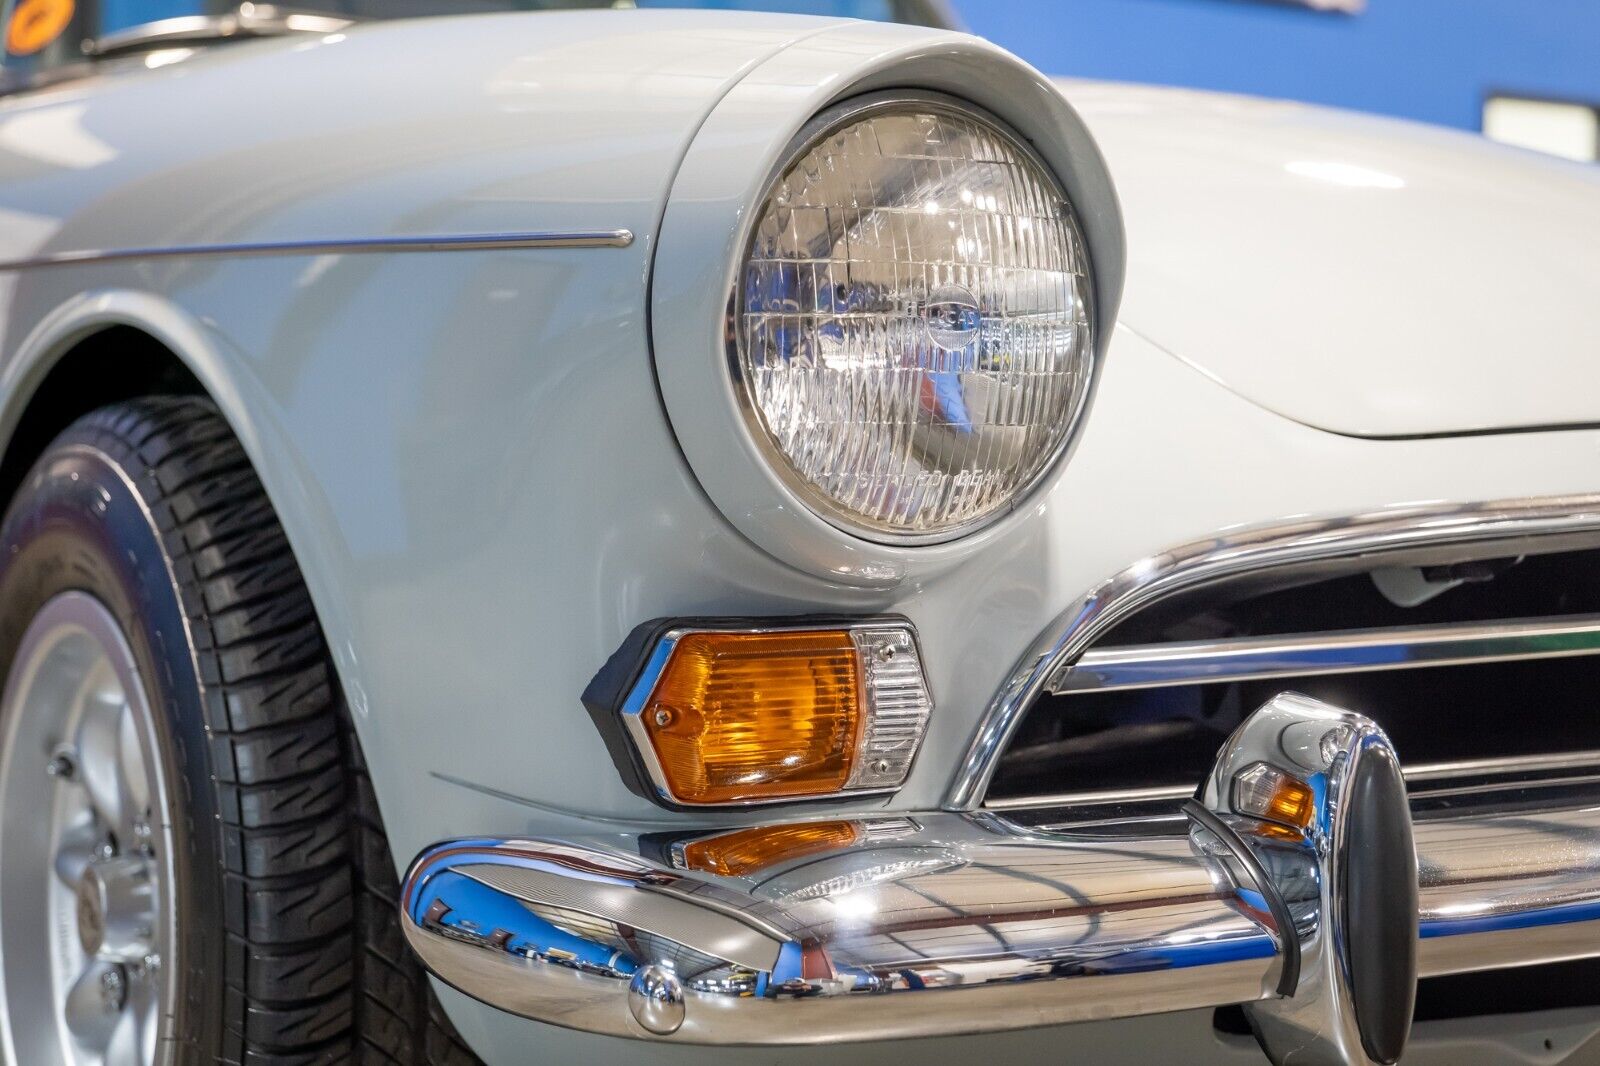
[1060,80,1600,438]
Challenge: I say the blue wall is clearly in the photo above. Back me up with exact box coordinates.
[953,0,1600,131]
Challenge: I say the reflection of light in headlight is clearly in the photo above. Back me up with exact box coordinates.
[732,97,1094,541]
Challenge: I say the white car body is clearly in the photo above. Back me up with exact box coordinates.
[1,9,1597,1064]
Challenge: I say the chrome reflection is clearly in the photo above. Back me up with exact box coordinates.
[1198,693,1417,1066]
[950,492,1600,810]
[1055,613,1600,695]
[402,820,1279,1043]
[401,696,1600,1050]
[0,230,636,273]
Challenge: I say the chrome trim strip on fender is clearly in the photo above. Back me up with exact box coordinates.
[1056,613,1600,694]
[0,230,636,272]
[946,494,1600,811]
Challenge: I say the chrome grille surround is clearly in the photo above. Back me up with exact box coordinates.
[947,493,1600,811]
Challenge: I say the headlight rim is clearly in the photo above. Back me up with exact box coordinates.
[726,88,1100,547]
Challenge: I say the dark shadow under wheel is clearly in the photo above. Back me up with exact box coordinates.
[0,397,482,1065]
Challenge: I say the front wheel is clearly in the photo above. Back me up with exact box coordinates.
[0,397,479,1065]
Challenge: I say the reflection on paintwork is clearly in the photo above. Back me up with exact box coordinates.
[1283,159,1406,189]
[0,102,117,170]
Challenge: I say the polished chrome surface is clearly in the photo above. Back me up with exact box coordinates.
[985,748,1600,812]
[628,965,686,1036]
[615,620,932,807]
[1199,693,1417,1066]
[0,593,178,1066]
[1416,806,1600,975]
[402,822,1279,1044]
[1403,748,1600,781]
[1056,613,1600,693]
[85,5,353,55]
[986,782,1199,811]
[0,231,636,273]
[947,493,1600,810]
[400,696,1600,1047]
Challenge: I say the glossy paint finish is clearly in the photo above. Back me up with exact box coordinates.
[1062,79,1600,438]
[0,12,840,261]
[0,9,1597,1064]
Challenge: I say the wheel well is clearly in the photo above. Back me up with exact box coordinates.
[0,326,205,510]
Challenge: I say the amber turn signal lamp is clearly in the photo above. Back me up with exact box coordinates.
[638,630,860,804]
[600,621,933,807]
[1232,762,1317,830]
[676,820,862,876]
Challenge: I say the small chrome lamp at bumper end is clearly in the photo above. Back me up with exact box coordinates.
[1190,693,1418,1066]
[581,617,933,807]
[400,692,1600,1057]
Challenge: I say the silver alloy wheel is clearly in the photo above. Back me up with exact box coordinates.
[0,592,178,1066]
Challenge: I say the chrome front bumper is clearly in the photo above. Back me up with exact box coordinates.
[400,697,1600,1061]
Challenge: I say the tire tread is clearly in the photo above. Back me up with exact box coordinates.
[66,398,480,1065]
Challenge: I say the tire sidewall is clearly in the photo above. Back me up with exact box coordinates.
[0,436,224,1064]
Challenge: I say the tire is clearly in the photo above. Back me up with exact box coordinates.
[0,397,481,1065]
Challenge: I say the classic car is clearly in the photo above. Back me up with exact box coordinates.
[1,0,1598,1064]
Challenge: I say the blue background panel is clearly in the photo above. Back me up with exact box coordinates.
[953,0,1600,131]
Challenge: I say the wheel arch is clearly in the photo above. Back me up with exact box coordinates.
[0,325,206,511]
[0,287,371,767]
[1,291,251,499]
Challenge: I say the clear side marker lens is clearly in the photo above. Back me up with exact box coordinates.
[1233,762,1317,830]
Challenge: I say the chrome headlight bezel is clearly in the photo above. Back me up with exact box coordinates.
[726,90,1099,546]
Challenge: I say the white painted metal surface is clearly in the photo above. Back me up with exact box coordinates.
[1063,79,1600,438]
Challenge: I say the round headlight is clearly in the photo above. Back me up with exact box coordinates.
[731,94,1095,542]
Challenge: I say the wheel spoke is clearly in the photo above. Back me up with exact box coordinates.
[75,693,127,835]
[54,817,100,888]
[64,960,121,1055]
[117,703,151,827]
[103,999,144,1066]
[131,968,160,1065]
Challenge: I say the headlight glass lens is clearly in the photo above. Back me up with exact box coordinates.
[734,97,1094,540]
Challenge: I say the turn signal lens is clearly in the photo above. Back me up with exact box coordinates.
[641,631,862,804]
[608,621,933,806]
[677,821,862,877]
[1233,762,1317,830]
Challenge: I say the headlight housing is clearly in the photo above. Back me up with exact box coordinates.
[731,94,1096,542]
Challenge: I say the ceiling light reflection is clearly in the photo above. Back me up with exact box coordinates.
[1285,160,1405,189]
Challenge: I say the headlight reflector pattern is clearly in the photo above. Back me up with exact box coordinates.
[734,97,1095,540]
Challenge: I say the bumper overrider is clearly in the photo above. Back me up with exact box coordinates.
[400,694,1600,1065]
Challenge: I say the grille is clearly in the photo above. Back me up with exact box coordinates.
[986,546,1600,809]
